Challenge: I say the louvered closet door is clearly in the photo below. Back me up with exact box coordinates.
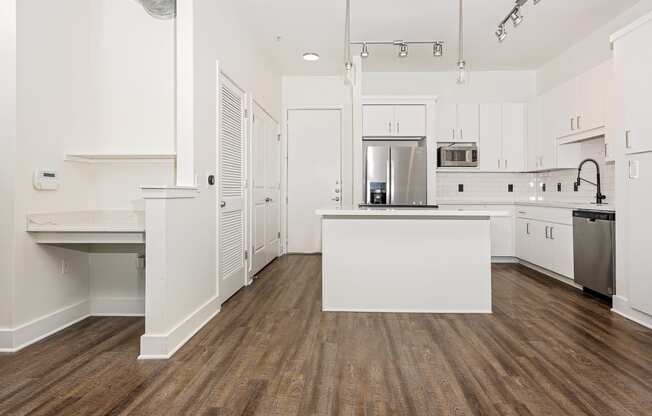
[219,76,246,303]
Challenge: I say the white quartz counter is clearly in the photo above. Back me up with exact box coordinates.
[316,208,510,217]
[437,200,616,212]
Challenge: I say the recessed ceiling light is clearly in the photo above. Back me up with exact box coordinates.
[302,52,320,62]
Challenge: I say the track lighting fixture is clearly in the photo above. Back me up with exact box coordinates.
[433,42,443,57]
[495,24,507,42]
[398,43,408,58]
[350,40,445,60]
[360,43,369,58]
[495,0,542,42]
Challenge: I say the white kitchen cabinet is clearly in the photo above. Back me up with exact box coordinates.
[363,104,426,137]
[549,223,574,279]
[614,19,652,155]
[625,153,652,315]
[394,105,427,137]
[363,105,394,136]
[515,207,574,279]
[501,103,526,172]
[458,104,480,142]
[436,103,479,142]
[527,97,540,171]
[479,103,525,172]
[479,104,502,171]
[576,62,609,134]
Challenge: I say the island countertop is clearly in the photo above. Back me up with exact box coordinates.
[316,207,510,218]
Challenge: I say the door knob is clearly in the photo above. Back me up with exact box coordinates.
[332,196,340,202]
[220,201,226,208]
[265,197,272,202]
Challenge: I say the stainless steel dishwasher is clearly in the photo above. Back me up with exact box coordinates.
[573,210,616,297]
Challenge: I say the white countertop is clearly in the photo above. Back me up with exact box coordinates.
[437,199,616,212]
[27,210,145,233]
[316,208,509,218]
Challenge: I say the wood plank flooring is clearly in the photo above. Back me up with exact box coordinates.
[1,255,651,415]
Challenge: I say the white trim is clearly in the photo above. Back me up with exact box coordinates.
[141,186,199,199]
[284,105,344,111]
[0,300,90,353]
[492,256,518,264]
[362,95,439,104]
[175,0,195,186]
[65,153,176,164]
[517,260,582,289]
[610,10,652,44]
[139,295,220,360]
[323,308,492,314]
[91,297,145,317]
[612,295,652,330]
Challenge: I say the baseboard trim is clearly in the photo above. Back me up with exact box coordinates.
[517,260,582,290]
[0,300,90,353]
[492,256,518,264]
[323,307,492,314]
[139,295,220,360]
[612,295,652,330]
[90,297,145,317]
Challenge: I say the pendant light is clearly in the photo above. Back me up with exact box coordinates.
[457,0,467,85]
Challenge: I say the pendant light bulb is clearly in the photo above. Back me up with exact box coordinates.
[433,42,443,57]
[457,60,467,85]
[398,43,408,58]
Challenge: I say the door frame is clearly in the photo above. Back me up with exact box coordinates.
[248,98,281,279]
[283,107,344,254]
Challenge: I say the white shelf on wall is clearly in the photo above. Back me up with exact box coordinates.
[65,153,177,164]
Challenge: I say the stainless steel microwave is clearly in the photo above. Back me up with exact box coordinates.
[438,143,478,167]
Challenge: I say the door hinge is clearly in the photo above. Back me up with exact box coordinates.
[244,250,249,260]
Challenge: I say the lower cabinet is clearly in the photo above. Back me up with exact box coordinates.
[515,215,574,279]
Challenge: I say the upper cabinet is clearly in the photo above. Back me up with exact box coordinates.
[479,103,526,172]
[436,103,479,142]
[544,61,610,142]
[614,19,652,155]
[362,104,426,138]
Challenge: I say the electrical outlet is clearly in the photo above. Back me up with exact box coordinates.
[458,184,464,193]
[59,260,70,275]
[508,184,514,193]
[557,182,562,192]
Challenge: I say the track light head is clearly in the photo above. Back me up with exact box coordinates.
[360,43,370,58]
[398,43,408,58]
[496,24,507,42]
[433,42,443,57]
[511,8,523,27]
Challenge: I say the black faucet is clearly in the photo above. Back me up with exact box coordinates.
[576,158,606,205]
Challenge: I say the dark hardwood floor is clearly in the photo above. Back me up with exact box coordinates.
[1,255,651,416]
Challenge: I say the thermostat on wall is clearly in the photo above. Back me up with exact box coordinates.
[33,169,60,191]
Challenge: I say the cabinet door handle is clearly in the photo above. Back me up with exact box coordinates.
[389,122,392,135]
[526,223,530,235]
[460,129,464,140]
[505,159,508,170]
[577,115,582,130]
[604,143,608,157]
[452,128,456,140]
[498,159,501,169]
[571,117,575,131]
[545,226,549,239]
[397,122,400,135]
[625,130,632,149]
[550,227,555,240]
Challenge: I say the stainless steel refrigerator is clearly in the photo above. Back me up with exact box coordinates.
[365,145,427,206]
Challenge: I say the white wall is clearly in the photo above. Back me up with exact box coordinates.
[6,0,177,343]
[0,0,17,330]
[363,71,537,103]
[537,0,652,94]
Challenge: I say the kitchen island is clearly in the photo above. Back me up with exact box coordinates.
[316,208,508,314]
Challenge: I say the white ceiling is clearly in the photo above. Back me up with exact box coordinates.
[233,0,639,76]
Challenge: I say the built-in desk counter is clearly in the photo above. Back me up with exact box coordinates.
[316,208,508,314]
[27,210,145,250]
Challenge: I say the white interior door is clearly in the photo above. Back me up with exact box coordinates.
[251,103,281,276]
[218,75,247,303]
[287,109,342,253]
